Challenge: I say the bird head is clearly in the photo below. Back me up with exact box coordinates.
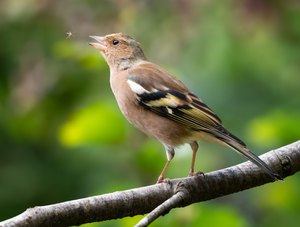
[89,33,145,70]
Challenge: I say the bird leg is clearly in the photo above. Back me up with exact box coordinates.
[188,141,199,176]
[157,145,174,184]
[156,160,171,184]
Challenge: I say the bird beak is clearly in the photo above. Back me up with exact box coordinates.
[89,36,106,51]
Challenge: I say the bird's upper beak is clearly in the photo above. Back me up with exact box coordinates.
[89,36,106,51]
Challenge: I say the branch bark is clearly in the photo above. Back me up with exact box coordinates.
[1,141,300,227]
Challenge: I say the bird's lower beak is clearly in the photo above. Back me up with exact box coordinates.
[89,36,106,51]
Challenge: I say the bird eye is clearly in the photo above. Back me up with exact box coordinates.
[112,40,119,45]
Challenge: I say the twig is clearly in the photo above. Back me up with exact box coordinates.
[135,182,188,227]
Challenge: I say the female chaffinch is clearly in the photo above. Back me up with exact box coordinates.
[89,33,282,183]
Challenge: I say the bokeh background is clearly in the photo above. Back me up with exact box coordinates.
[0,0,300,226]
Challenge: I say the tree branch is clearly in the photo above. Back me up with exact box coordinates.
[1,141,300,227]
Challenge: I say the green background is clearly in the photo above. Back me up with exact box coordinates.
[0,1,299,226]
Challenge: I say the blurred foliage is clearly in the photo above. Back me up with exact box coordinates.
[0,0,299,226]
[59,102,127,147]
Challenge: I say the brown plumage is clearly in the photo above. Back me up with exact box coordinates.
[90,33,282,183]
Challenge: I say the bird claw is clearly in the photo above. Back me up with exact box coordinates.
[188,170,205,177]
[156,176,171,184]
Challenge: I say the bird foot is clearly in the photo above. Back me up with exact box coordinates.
[156,176,171,184]
[188,170,205,177]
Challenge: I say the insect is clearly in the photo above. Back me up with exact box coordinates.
[66,32,73,39]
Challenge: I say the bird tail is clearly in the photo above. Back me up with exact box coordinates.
[212,127,282,181]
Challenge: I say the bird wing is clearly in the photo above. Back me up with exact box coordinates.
[127,65,223,133]
[127,62,247,147]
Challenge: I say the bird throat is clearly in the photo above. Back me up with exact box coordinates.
[113,57,143,71]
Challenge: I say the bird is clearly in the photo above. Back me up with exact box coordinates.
[89,33,282,183]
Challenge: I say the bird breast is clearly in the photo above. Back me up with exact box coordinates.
[109,72,191,147]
